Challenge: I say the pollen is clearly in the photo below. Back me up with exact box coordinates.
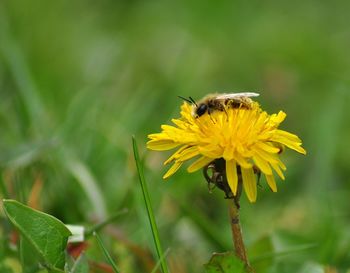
[147,101,306,202]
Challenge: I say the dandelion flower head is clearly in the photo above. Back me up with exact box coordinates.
[147,96,306,202]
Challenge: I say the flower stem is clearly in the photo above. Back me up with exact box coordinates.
[229,193,254,272]
[203,159,254,272]
[228,199,247,263]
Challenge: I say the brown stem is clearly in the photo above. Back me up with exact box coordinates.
[229,180,254,273]
[228,198,247,262]
[228,198,254,273]
[203,159,254,272]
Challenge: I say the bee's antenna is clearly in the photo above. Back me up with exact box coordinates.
[189,96,198,107]
[178,96,197,106]
[178,96,192,104]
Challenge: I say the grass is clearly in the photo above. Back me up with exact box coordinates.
[95,232,121,273]
[132,136,170,273]
[1,0,350,272]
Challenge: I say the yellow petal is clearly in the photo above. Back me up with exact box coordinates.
[147,140,180,151]
[177,146,200,162]
[270,111,286,124]
[199,145,223,158]
[187,156,214,173]
[163,162,183,179]
[164,145,189,165]
[271,162,285,180]
[253,154,272,175]
[223,145,234,161]
[226,159,238,195]
[275,129,302,142]
[295,145,306,155]
[161,124,178,131]
[241,167,257,202]
[234,153,252,169]
[171,118,187,129]
[272,130,306,155]
[265,174,277,192]
[273,138,306,155]
[254,147,279,164]
[147,133,164,140]
[277,158,287,170]
[255,142,280,154]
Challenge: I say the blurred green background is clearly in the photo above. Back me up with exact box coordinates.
[1,0,350,272]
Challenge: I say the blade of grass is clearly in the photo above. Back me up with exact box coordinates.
[250,243,318,264]
[150,248,171,273]
[0,11,47,134]
[132,136,170,273]
[60,151,107,219]
[94,232,121,273]
[85,208,129,237]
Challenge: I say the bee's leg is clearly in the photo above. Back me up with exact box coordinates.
[223,107,228,121]
[208,109,216,124]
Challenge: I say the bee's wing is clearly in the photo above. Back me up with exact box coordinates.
[215,92,260,99]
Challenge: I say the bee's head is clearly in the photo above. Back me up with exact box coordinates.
[178,95,205,118]
[196,103,208,117]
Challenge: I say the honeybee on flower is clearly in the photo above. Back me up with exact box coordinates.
[147,93,306,202]
[180,92,260,118]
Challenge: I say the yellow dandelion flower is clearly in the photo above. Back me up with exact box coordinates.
[147,98,306,202]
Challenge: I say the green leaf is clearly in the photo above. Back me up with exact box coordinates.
[20,236,41,273]
[204,252,245,273]
[3,199,72,272]
[70,254,89,273]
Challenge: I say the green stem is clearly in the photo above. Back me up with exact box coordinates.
[132,137,170,273]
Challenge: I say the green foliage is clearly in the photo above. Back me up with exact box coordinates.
[132,137,170,273]
[94,232,121,273]
[204,252,245,273]
[249,235,274,273]
[1,0,350,272]
[0,263,14,273]
[20,236,44,273]
[3,200,71,272]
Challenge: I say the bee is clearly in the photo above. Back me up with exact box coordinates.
[180,92,260,118]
